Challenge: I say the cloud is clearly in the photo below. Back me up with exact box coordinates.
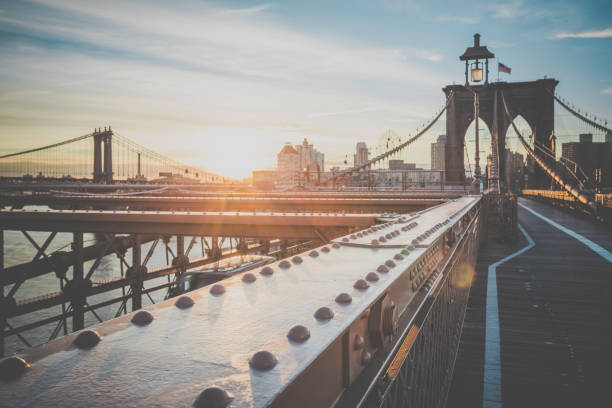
[488,0,525,19]
[602,87,612,95]
[555,28,612,39]
[218,3,271,15]
[434,15,478,24]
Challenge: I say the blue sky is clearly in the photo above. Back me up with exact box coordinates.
[0,0,610,177]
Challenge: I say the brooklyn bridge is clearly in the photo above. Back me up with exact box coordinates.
[0,34,611,408]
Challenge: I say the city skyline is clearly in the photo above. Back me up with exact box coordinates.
[0,0,611,178]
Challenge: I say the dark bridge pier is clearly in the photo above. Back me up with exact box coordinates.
[444,79,558,190]
[93,128,113,184]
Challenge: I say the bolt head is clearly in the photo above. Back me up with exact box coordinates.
[291,256,303,264]
[242,272,257,282]
[194,387,233,408]
[287,325,310,342]
[366,272,380,282]
[394,254,404,261]
[361,350,372,365]
[278,260,291,269]
[0,356,30,382]
[321,246,330,253]
[73,329,102,349]
[314,306,334,320]
[385,260,396,268]
[250,350,278,371]
[377,265,389,273]
[175,295,195,309]
[210,284,226,295]
[308,250,319,257]
[332,243,341,249]
[335,292,352,304]
[354,334,365,350]
[131,310,154,326]
[354,279,369,290]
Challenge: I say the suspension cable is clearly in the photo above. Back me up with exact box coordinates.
[501,91,595,210]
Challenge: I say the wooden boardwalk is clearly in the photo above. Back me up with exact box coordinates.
[447,198,612,408]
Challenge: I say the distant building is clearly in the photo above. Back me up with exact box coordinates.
[431,135,446,171]
[295,138,325,173]
[388,160,417,170]
[277,143,299,173]
[561,133,612,188]
[354,142,369,167]
[606,131,612,152]
[505,150,525,193]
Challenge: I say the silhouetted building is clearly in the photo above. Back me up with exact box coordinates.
[354,142,369,167]
[561,133,612,188]
[431,135,446,171]
[389,160,418,170]
[505,150,525,193]
[277,143,299,173]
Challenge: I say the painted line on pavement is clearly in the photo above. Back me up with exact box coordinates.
[518,202,612,263]
[483,224,535,407]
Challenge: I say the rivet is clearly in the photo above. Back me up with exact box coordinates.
[242,272,257,282]
[335,293,352,304]
[342,238,349,242]
[210,284,226,295]
[250,350,278,371]
[314,306,334,320]
[194,387,233,408]
[379,237,387,243]
[394,254,404,261]
[385,233,392,239]
[366,272,379,282]
[377,265,389,273]
[73,329,102,349]
[278,260,290,269]
[350,234,357,239]
[412,239,419,245]
[291,256,303,264]
[287,325,310,342]
[354,279,369,290]
[0,356,30,381]
[354,334,365,350]
[332,243,340,249]
[175,295,195,309]
[361,350,372,365]
[321,246,330,253]
[357,232,363,238]
[308,250,319,257]
[371,239,379,245]
[385,260,396,268]
[131,310,154,326]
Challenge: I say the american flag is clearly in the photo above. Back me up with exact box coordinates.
[498,62,511,74]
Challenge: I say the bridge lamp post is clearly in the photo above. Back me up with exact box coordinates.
[460,33,495,194]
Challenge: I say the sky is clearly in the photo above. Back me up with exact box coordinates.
[0,0,611,178]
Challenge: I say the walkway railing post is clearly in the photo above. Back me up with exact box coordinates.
[131,234,142,311]
[72,232,85,331]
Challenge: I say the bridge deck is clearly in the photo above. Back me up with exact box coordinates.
[448,198,612,408]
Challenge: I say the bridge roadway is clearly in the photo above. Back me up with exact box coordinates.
[0,208,382,240]
[0,194,445,213]
[0,196,481,407]
[448,197,612,408]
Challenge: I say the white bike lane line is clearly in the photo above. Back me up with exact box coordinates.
[483,224,535,408]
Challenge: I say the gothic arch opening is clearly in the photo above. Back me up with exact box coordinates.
[504,115,533,192]
[464,116,493,189]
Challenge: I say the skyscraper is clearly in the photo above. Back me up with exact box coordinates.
[431,135,446,171]
[354,142,369,167]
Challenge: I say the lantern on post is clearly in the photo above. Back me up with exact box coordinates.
[460,33,495,85]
